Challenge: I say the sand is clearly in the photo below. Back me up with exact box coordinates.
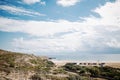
[51,59,120,68]
[105,62,120,68]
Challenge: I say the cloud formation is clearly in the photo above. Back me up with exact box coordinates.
[0,0,120,53]
[0,5,45,16]
[22,0,45,5]
[57,0,81,7]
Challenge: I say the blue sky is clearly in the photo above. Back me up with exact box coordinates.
[0,0,120,61]
[0,0,110,21]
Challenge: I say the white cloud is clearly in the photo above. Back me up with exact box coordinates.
[23,0,39,4]
[0,5,45,16]
[40,1,46,5]
[22,0,46,5]
[57,0,81,7]
[93,0,120,26]
[106,39,120,48]
[0,0,120,53]
[12,37,82,53]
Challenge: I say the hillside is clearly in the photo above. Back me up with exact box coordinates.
[0,49,54,80]
[0,49,82,80]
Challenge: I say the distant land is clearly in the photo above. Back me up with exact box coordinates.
[0,49,120,80]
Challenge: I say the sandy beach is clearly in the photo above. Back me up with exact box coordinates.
[51,59,120,68]
[105,62,120,68]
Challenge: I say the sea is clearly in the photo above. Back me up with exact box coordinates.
[38,53,120,62]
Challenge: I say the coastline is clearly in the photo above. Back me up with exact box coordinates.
[51,59,120,68]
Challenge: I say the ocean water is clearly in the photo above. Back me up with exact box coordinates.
[41,53,120,62]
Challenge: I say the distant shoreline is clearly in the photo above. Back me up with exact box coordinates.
[50,59,120,68]
[50,59,120,63]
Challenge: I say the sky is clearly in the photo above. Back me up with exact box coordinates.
[0,0,120,61]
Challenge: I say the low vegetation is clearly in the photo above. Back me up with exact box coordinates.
[63,63,120,80]
[0,49,54,80]
[0,49,120,80]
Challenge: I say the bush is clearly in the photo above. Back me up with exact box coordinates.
[87,67,100,77]
[67,74,82,80]
[30,74,42,80]
[63,63,120,80]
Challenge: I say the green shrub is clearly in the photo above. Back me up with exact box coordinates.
[30,74,42,80]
